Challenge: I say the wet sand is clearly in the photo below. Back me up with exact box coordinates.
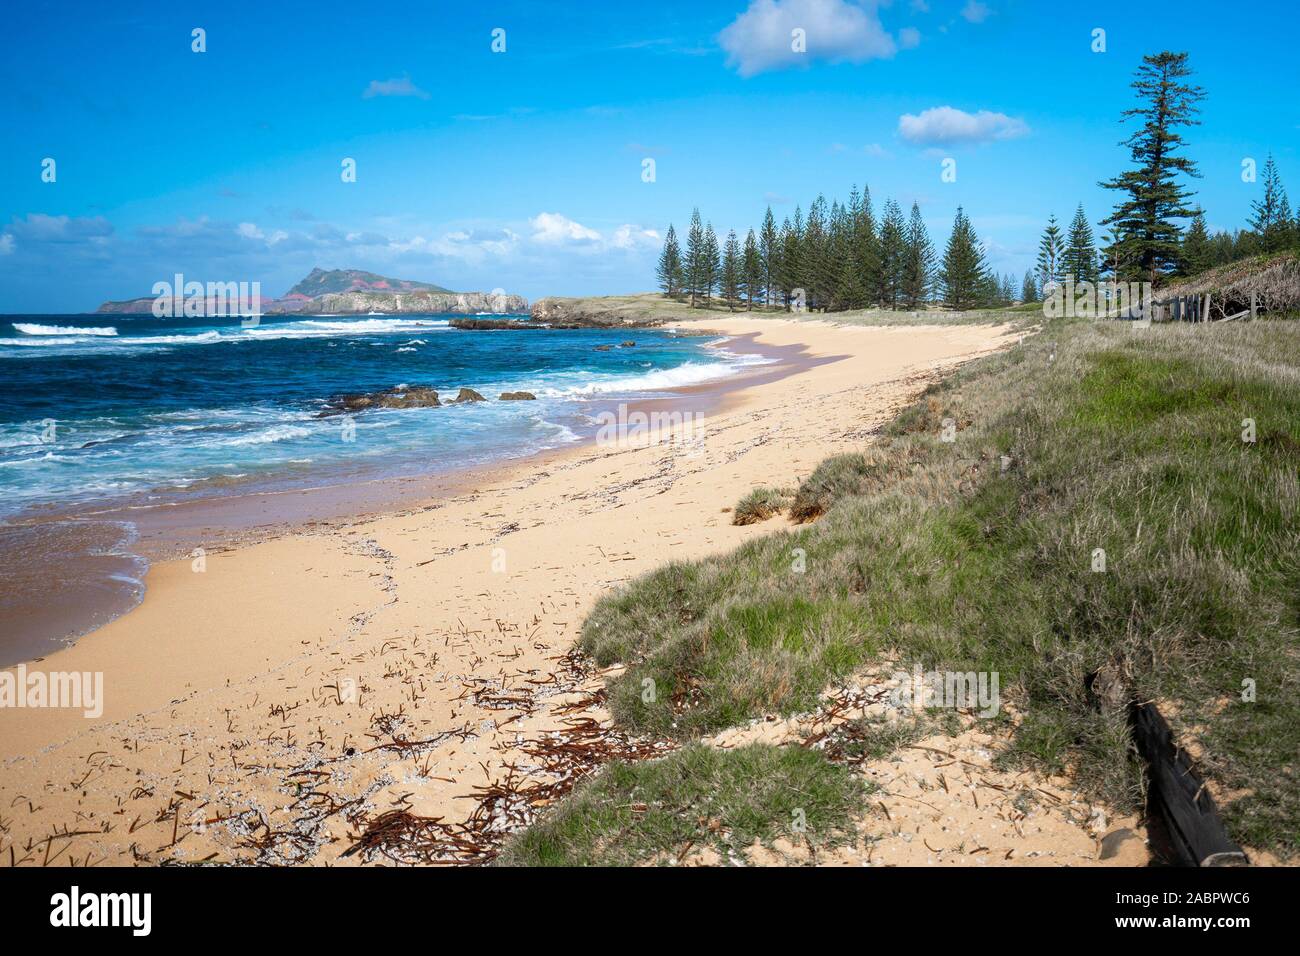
[0,330,812,665]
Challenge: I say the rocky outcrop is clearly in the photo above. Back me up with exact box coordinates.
[319,386,442,416]
[449,318,538,331]
[270,290,528,315]
[448,387,486,404]
[96,297,164,314]
[499,391,536,401]
[529,297,671,328]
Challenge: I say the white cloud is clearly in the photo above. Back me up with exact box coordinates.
[362,76,431,100]
[237,222,288,244]
[529,212,602,245]
[430,228,520,261]
[961,1,992,23]
[899,26,921,49]
[864,142,890,157]
[0,234,12,255]
[718,0,898,77]
[611,224,661,250]
[8,213,113,241]
[897,106,1028,146]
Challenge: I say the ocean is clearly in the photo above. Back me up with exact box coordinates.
[0,312,765,662]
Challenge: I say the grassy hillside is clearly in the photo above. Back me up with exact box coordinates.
[502,315,1300,864]
[534,291,1037,328]
[285,267,451,297]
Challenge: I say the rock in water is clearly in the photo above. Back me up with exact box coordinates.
[619,340,636,347]
[320,386,440,415]
[449,387,486,404]
[499,391,536,401]
[593,344,613,352]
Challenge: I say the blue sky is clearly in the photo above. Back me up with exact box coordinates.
[2,0,1297,312]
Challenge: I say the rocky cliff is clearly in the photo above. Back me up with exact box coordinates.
[95,269,527,315]
[285,268,451,298]
[529,296,671,327]
[269,290,528,315]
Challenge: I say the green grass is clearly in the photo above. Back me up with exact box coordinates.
[732,486,793,525]
[495,743,868,866]
[789,303,1038,328]
[574,317,1300,856]
[534,291,1040,328]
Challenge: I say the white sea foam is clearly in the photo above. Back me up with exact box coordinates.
[12,322,118,336]
[2,318,452,351]
[538,354,770,398]
[220,424,313,447]
[240,318,451,339]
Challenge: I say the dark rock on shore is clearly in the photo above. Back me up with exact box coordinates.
[449,318,539,331]
[499,391,536,401]
[319,386,442,415]
[529,296,674,328]
[449,387,486,404]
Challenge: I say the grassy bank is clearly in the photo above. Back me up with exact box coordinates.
[534,291,1038,328]
[502,316,1300,863]
[497,743,868,866]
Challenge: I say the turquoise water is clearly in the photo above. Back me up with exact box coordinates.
[0,312,761,519]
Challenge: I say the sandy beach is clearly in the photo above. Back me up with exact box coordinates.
[0,315,1146,867]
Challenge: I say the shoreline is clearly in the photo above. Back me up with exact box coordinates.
[0,316,1024,866]
[0,327,813,666]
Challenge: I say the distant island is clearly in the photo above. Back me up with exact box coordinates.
[95,268,529,315]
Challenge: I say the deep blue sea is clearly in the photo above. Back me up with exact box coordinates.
[0,312,761,520]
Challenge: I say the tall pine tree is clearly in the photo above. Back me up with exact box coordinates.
[1250,154,1291,252]
[1100,51,1205,284]
[721,230,741,310]
[1180,211,1211,276]
[741,229,763,309]
[803,197,831,310]
[1021,269,1038,303]
[657,224,682,297]
[878,199,907,309]
[855,186,881,308]
[902,202,935,309]
[1037,214,1065,292]
[701,223,721,305]
[684,209,705,306]
[758,207,779,307]
[940,207,990,310]
[1063,204,1098,285]
[782,209,804,310]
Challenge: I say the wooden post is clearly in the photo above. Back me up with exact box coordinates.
[1251,290,1257,320]
[1205,293,1212,323]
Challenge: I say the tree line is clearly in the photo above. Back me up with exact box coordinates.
[661,50,1300,315]
[657,192,1020,313]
